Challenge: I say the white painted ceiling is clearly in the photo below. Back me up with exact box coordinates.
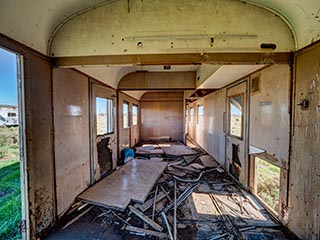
[76,64,267,97]
[198,65,266,89]
[0,0,319,54]
[76,65,200,89]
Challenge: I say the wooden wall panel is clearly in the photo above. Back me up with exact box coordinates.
[140,92,183,141]
[187,89,226,166]
[288,42,320,239]
[26,52,56,237]
[0,35,57,238]
[53,68,90,216]
[249,64,291,165]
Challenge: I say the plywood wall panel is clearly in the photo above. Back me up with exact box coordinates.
[249,65,291,164]
[140,92,183,142]
[288,42,320,239]
[53,68,90,216]
[187,89,226,165]
[25,52,55,237]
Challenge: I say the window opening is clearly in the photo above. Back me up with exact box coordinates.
[96,97,114,135]
[0,47,23,239]
[190,107,194,125]
[255,157,281,213]
[197,105,203,124]
[132,105,138,126]
[123,102,130,129]
[229,94,243,138]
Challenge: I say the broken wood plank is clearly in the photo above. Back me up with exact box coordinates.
[240,189,264,211]
[129,206,164,232]
[162,144,197,156]
[137,191,167,212]
[161,212,174,240]
[77,159,167,211]
[199,154,220,168]
[125,226,167,239]
[183,155,199,164]
[61,206,93,231]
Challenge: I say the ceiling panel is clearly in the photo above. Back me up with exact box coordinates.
[0,0,318,54]
[197,65,266,89]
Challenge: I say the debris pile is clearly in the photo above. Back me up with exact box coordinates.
[54,142,296,240]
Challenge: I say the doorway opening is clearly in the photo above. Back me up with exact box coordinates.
[0,47,26,239]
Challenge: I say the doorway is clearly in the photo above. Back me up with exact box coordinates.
[0,47,27,239]
[90,83,117,183]
[225,80,248,185]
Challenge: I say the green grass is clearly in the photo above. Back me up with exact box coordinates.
[256,157,280,212]
[0,126,21,240]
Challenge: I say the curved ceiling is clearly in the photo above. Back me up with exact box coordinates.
[0,0,318,55]
[49,0,294,56]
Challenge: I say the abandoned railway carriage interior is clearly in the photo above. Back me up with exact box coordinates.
[0,0,319,239]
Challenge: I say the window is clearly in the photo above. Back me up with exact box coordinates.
[255,157,280,212]
[190,107,194,125]
[132,104,138,126]
[96,97,114,135]
[229,94,243,138]
[123,102,130,128]
[197,105,203,124]
[8,112,17,117]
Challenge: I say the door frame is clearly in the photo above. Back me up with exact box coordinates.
[225,78,250,187]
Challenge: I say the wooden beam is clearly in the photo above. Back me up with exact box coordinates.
[52,52,293,67]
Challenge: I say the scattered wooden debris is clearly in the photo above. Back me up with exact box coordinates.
[61,142,293,240]
[137,190,166,212]
[61,206,93,231]
[125,225,167,239]
[129,206,163,231]
[161,212,174,240]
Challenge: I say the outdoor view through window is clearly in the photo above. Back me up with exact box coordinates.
[0,47,22,240]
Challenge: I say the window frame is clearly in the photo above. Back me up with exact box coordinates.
[96,97,114,136]
[253,155,281,215]
[123,101,130,129]
[197,105,204,125]
[132,104,138,126]
[189,107,194,125]
[228,93,244,140]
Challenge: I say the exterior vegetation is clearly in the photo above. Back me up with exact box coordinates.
[0,126,21,240]
[256,157,280,212]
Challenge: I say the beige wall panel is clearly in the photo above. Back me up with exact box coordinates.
[249,65,291,165]
[118,92,140,153]
[140,92,183,141]
[187,89,226,165]
[25,52,55,237]
[288,42,320,239]
[53,68,90,216]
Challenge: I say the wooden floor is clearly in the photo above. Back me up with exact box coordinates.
[77,158,167,211]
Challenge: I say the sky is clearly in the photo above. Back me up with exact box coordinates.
[0,47,17,106]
